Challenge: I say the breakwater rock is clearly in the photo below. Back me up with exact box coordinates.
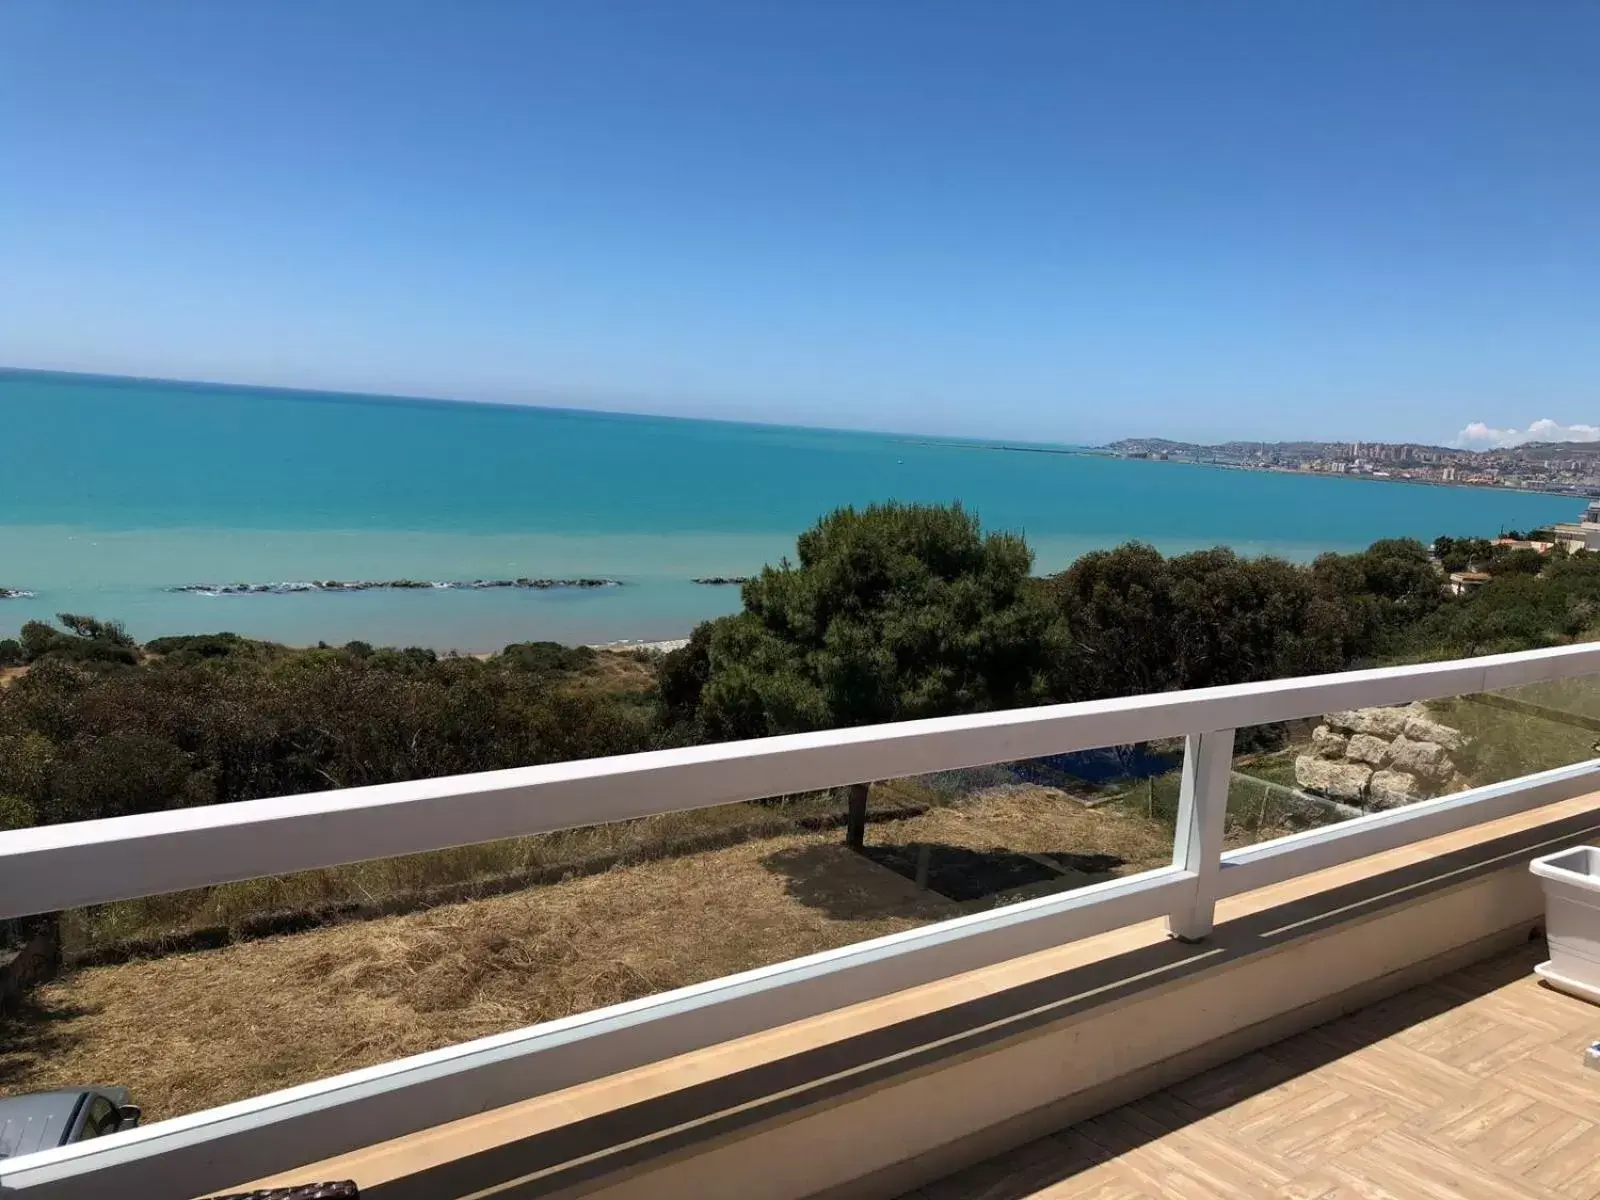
[691,576,753,586]
[0,588,34,599]
[170,578,624,596]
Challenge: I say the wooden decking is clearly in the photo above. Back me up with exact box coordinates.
[909,941,1600,1199]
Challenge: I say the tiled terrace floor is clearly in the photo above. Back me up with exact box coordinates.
[909,941,1600,1199]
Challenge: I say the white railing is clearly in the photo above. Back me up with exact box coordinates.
[3,642,1600,1198]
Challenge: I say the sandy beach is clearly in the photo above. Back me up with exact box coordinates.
[589,637,690,654]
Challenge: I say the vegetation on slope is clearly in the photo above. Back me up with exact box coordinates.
[7,505,1599,837]
[3,502,1598,949]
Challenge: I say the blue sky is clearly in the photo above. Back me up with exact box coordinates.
[2,2,1597,446]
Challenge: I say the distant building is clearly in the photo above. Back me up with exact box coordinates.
[1448,571,1492,595]
[1492,537,1555,555]
[1548,501,1600,553]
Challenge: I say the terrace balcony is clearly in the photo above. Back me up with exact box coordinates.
[5,644,1600,1199]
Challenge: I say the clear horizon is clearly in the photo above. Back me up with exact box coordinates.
[1,364,1590,455]
[4,2,1598,448]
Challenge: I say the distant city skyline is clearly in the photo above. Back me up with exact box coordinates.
[4,2,1598,445]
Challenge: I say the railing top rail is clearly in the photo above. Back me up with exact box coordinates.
[3,640,1599,919]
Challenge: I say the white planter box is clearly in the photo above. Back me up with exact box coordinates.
[1531,845,1600,1003]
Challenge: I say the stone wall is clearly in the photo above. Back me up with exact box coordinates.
[1294,704,1470,810]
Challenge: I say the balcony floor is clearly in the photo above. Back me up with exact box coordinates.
[908,940,1600,1199]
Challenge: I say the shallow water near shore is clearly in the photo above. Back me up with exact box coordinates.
[0,370,1578,649]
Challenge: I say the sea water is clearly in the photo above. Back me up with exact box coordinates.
[0,370,1578,649]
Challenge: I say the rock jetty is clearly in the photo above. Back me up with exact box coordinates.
[0,587,34,599]
[690,576,753,586]
[1294,704,1470,810]
[169,578,623,596]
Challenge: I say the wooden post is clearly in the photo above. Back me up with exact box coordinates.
[844,781,870,849]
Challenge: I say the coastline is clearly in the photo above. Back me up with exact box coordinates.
[588,637,690,654]
[906,434,1583,501]
[441,636,688,660]
[1076,450,1580,500]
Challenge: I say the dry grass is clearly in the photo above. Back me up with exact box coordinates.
[576,648,658,694]
[1,785,1174,1120]
[4,827,953,1119]
[879,785,1174,865]
[0,665,26,688]
[61,789,928,957]
[861,785,1177,903]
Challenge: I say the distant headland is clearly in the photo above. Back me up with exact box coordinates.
[1090,437,1600,498]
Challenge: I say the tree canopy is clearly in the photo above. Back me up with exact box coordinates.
[674,503,1060,740]
[1044,543,1362,700]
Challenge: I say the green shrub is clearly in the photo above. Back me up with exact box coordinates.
[0,631,655,830]
[0,794,36,831]
[57,613,136,647]
[144,632,272,661]
[499,641,595,674]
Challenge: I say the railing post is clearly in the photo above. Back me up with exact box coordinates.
[1167,728,1236,943]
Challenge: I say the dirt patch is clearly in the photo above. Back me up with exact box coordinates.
[0,666,26,688]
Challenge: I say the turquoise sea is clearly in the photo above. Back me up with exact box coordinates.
[0,370,1581,650]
